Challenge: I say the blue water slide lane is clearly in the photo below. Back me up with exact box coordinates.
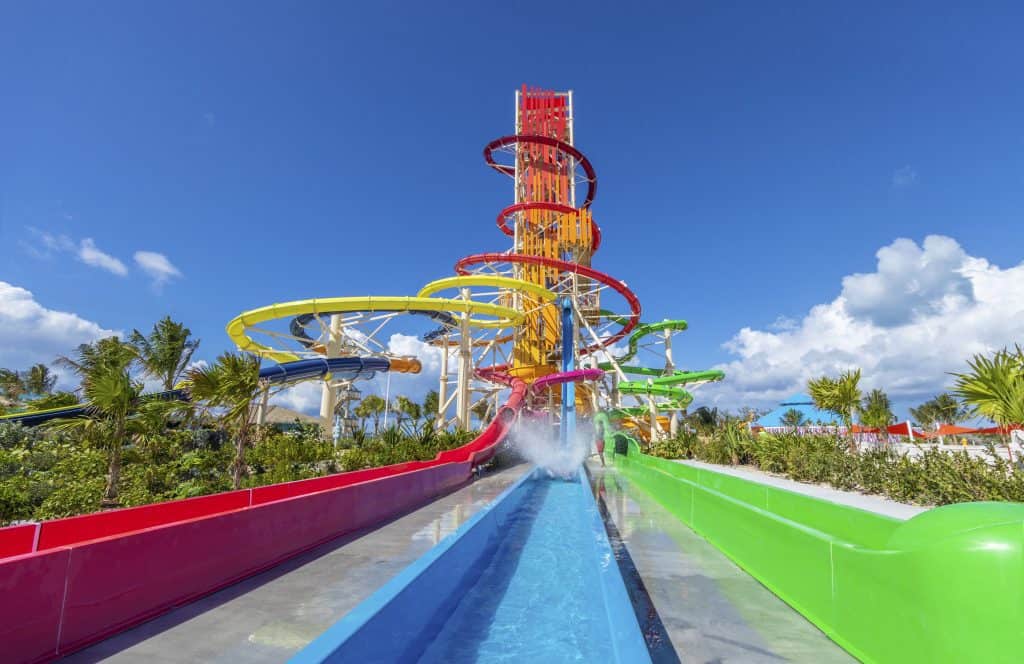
[257,356,391,384]
[289,466,650,663]
[0,389,189,427]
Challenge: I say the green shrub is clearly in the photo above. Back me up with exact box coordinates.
[641,426,1024,507]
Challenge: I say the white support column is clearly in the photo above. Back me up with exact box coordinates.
[255,383,269,426]
[567,90,576,208]
[318,313,343,439]
[436,339,449,430]
[455,289,472,430]
[647,377,659,442]
[664,326,678,438]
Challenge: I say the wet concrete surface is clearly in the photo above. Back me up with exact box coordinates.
[63,464,530,663]
[588,461,856,664]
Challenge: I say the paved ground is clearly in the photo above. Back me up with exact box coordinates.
[64,465,529,663]
[677,459,926,519]
[589,461,856,664]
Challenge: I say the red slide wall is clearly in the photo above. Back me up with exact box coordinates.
[0,461,470,663]
[0,381,524,663]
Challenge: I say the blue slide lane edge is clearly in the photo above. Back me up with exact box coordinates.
[289,466,650,663]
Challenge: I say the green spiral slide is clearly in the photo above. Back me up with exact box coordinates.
[596,319,724,419]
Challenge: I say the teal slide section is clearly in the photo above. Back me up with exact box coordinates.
[600,427,1023,663]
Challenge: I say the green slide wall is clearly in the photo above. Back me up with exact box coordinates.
[608,435,1023,663]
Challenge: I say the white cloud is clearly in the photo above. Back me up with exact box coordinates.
[702,235,1024,411]
[24,228,128,277]
[365,333,446,404]
[841,235,973,326]
[0,281,120,387]
[892,165,918,187]
[78,238,128,276]
[134,251,183,288]
[270,381,322,414]
[266,333,449,416]
[37,230,75,254]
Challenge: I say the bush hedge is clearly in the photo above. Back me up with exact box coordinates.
[646,428,1024,506]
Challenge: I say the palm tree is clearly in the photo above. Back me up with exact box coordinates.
[393,396,420,433]
[780,408,806,429]
[0,368,26,401]
[471,400,491,426]
[355,395,387,433]
[859,388,895,430]
[422,390,440,427]
[23,363,57,395]
[130,317,200,391]
[25,391,78,410]
[57,336,138,379]
[686,406,720,433]
[48,337,140,508]
[952,346,1024,461]
[187,352,262,489]
[808,369,862,448]
[909,401,938,430]
[910,393,969,430]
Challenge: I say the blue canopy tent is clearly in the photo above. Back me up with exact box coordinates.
[756,393,836,427]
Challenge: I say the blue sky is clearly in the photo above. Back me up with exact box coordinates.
[2,2,1023,418]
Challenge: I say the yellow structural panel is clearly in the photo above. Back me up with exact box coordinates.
[388,357,422,374]
[226,296,525,363]
[416,275,557,302]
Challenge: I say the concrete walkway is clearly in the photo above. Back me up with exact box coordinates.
[677,460,926,519]
[64,464,530,663]
[589,461,855,664]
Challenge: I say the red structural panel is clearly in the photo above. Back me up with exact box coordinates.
[56,463,470,655]
[0,463,470,663]
[0,522,38,558]
[0,379,526,663]
[455,252,642,351]
[483,134,598,209]
[37,488,252,551]
[0,547,69,663]
[250,460,433,505]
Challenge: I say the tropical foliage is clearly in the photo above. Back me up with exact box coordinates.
[859,388,895,430]
[0,317,477,525]
[780,408,806,428]
[910,393,970,430]
[952,345,1024,460]
[354,395,387,433]
[129,316,200,390]
[187,352,263,489]
[48,337,141,507]
[807,369,862,435]
[1,364,58,403]
[646,428,1024,506]
[952,345,1024,431]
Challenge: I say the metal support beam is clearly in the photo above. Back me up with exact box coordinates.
[455,288,472,429]
[318,313,343,440]
[437,339,449,430]
[664,326,678,438]
[560,296,576,448]
[255,383,269,426]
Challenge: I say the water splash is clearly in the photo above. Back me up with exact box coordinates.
[510,418,597,478]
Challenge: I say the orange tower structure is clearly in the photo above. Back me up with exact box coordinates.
[503,87,596,383]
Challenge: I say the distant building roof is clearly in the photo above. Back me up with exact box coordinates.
[262,405,320,425]
[756,393,837,427]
